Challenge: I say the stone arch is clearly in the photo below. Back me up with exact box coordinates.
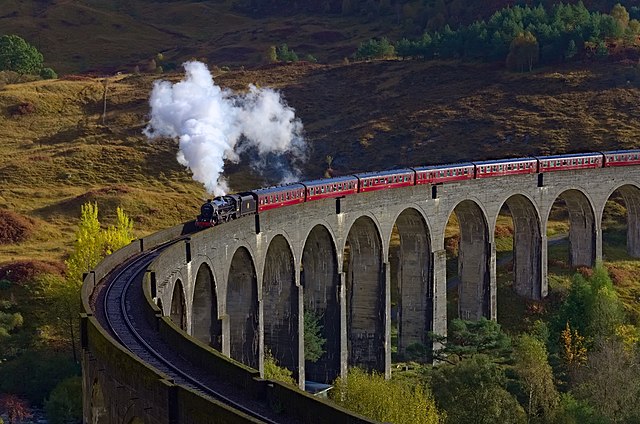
[227,247,259,368]
[549,189,596,267]
[263,235,297,376]
[192,264,221,350]
[448,200,491,320]
[389,208,432,360]
[90,378,107,424]
[170,279,186,331]
[302,224,340,383]
[499,194,543,300]
[343,216,385,372]
[156,297,164,314]
[603,184,640,258]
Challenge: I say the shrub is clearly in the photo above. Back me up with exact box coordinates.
[12,102,35,116]
[39,67,57,79]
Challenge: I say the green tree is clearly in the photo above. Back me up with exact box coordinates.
[0,35,44,75]
[513,334,559,421]
[431,317,512,364]
[303,309,326,362]
[103,207,135,255]
[611,3,630,32]
[51,202,134,361]
[431,355,526,424]
[266,45,277,63]
[354,37,395,60]
[44,376,82,424]
[331,367,440,424]
[276,44,298,62]
[64,202,103,285]
[555,266,625,344]
[565,39,577,59]
[41,274,82,362]
[0,350,79,406]
[506,32,539,72]
[574,338,640,423]
[40,67,57,79]
[552,393,604,424]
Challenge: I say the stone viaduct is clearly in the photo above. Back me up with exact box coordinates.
[82,164,640,422]
[152,166,640,384]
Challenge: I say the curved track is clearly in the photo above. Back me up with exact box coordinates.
[100,242,297,424]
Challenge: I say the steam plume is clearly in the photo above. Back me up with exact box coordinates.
[144,61,306,195]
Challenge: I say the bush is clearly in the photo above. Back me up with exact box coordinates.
[355,37,395,60]
[11,102,35,117]
[263,350,295,385]
[330,368,440,423]
[39,67,57,79]
[276,44,298,62]
[45,377,82,424]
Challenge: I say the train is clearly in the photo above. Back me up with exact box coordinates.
[195,150,640,228]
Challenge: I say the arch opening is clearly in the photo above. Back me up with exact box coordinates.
[494,196,543,329]
[602,185,640,259]
[547,190,596,269]
[302,225,340,383]
[263,235,297,378]
[389,208,432,362]
[445,200,490,322]
[170,279,186,331]
[227,247,259,368]
[192,264,221,350]
[343,216,385,373]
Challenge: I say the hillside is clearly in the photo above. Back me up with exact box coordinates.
[2,0,637,76]
[0,0,402,74]
[0,58,639,265]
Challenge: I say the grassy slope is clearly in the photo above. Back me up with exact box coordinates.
[1,59,640,265]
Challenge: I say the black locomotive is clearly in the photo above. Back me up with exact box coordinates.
[196,193,257,228]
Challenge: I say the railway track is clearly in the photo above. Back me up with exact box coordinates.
[100,241,298,424]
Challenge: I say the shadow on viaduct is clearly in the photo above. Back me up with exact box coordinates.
[82,166,640,423]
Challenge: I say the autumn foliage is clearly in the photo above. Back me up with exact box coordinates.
[0,393,32,424]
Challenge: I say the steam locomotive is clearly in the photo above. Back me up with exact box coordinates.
[195,150,640,228]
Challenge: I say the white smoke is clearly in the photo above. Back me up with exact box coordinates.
[144,61,306,196]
